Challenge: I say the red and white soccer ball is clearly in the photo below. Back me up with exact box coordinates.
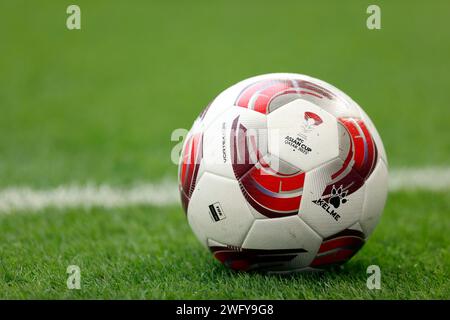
[179,73,388,273]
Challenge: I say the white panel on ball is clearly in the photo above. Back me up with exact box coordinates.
[259,72,361,119]
[360,159,389,237]
[242,216,322,269]
[267,99,339,172]
[303,76,362,119]
[202,107,267,180]
[201,74,280,128]
[187,172,255,247]
[299,158,365,238]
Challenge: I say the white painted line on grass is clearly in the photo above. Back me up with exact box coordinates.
[389,167,450,192]
[0,168,448,213]
[0,180,178,214]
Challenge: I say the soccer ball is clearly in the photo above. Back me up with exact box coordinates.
[178,73,388,273]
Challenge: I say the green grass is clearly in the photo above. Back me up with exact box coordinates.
[0,191,448,299]
[0,1,449,299]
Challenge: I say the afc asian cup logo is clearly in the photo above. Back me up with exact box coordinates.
[301,111,323,133]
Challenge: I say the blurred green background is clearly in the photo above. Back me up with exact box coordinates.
[0,1,449,299]
[1,0,449,188]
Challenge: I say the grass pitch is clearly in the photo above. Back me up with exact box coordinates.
[0,1,449,299]
[0,191,448,299]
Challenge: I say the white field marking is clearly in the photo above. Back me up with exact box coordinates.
[0,168,448,213]
[388,167,450,192]
[0,180,179,214]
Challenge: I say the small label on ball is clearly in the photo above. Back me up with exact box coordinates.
[208,202,226,222]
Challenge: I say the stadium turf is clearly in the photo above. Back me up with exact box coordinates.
[0,191,448,299]
[0,1,449,299]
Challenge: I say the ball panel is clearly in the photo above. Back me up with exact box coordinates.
[233,153,306,220]
[267,99,339,172]
[309,227,365,268]
[187,172,255,247]
[207,240,310,272]
[199,73,363,130]
[331,117,378,198]
[197,88,237,129]
[228,112,306,219]
[302,78,362,119]
[360,159,389,237]
[233,73,362,118]
[234,77,335,114]
[178,125,203,214]
[202,107,267,180]
[359,108,388,164]
[199,75,283,128]
[241,216,322,270]
[236,155,305,219]
[299,158,365,238]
